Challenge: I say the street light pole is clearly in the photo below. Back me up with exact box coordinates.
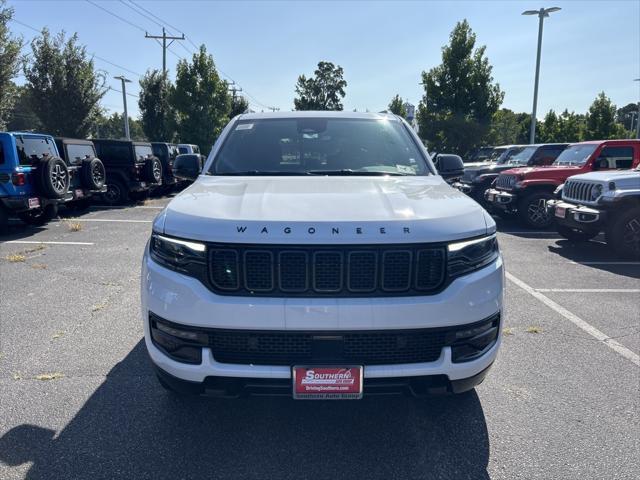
[114,75,132,140]
[522,7,561,144]
[634,79,640,139]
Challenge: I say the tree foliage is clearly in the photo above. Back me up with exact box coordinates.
[294,61,347,111]
[24,29,106,137]
[417,20,504,156]
[138,69,176,142]
[6,84,41,131]
[388,94,407,117]
[0,1,23,129]
[230,95,249,118]
[172,45,231,153]
[91,111,145,141]
[584,92,628,140]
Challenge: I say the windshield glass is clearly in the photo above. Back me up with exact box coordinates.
[16,136,57,165]
[134,145,152,161]
[553,144,598,166]
[488,148,506,162]
[506,146,538,166]
[211,118,429,176]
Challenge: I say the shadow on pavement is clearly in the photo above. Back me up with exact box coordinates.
[0,341,490,479]
[548,239,640,279]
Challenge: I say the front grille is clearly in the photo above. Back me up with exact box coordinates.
[208,244,446,297]
[496,174,517,190]
[563,180,597,203]
[209,329,448,365]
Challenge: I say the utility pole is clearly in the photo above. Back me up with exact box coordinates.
[114,76,132,140]
[634,79,640,139]
[228,82,243,102]
[145,27,185,75]
[522,7,561,144]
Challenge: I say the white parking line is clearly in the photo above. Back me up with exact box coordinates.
[570,261,640,266]
[2,240,95,246]
[506,271,640,367]
[499,231,561,235]
[535,288,640,293]
[69,219,152,223]
[89,206,164,210]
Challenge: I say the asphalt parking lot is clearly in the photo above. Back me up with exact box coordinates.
[0,198,638,480]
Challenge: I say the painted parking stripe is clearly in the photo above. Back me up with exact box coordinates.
[89,205,164,210]
[570,261,640,266]
[67,219,152,223]
[3,240,95,246]
[535,288,640,293]
[506,271,640,367]
[499,231,561,235]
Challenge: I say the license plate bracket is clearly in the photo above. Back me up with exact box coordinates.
[555,206,566,219]
[293,366,363,400]
[28,198,40,209]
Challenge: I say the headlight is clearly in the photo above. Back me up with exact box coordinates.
[447,234,499,277]
[590,184,603,201]
[149,233,207,278]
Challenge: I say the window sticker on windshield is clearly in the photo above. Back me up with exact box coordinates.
[236,123,253,130]
[408,158,416,164]
[397,164,416,174]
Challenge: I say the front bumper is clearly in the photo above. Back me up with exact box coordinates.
[141,249,504,386]
[485,188,518,211]
[546,200,606,230]
[451,181,476,195]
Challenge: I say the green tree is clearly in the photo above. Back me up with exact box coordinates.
[539,110,560,143]
[172,45,231,152]
[138,69,176,142]
[556,110,585,143]
[230,95,249,118]
[487,108,519,145]
[91,111,146,141]
[616,102,638,131]
[584,92,628,140]
[294,61,347,111]
[417,20,504,155]
[24,29,106,137]
[388,94,407,117]
[6,84,42,131]
[0,1,23,129]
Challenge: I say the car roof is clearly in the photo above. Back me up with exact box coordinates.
[55,137,94,146]
[569,139,640,146]
[237,111,400,121]
[6,131,54,139]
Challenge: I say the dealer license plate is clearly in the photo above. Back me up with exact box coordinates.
[555,206,566,219]
[293,366,363,400]
[487,193,495,202]
[28,198,40,209]
[75,189,84,198]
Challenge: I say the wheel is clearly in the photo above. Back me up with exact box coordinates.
[518,191,555,229]
[102,179,129,205]
[81,158,106,190]
[0,206,9,235]
[37,157,70,199]
[144,157,163,184]
[18,203,58,226]
[605,207,640,260]
[557,225,598,242]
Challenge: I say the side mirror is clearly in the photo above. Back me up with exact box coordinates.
[173,154,202,181]
[435,154,464,180]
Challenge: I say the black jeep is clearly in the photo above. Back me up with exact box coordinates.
[151,142,179,194]
[54,138,106,211]
[91,139,162,205]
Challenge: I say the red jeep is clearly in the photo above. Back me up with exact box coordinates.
[485,140,640,228]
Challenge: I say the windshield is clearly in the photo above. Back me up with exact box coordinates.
[16,136,57,165]
[506,146,538,166]
[553,144,598,166]
[211,118,429,176]
[134,145,153,161]
[488,148,506,162]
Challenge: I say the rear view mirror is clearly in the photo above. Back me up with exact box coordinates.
[173,154,202,181]
[434,154,464,180]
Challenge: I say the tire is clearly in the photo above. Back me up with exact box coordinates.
[605,207,640,260]
[18,203,58,226]
[81,158,106,190]
[37,157,69,199]
[102,178,129,205]
[557,225,599,242]
[144,157,163,184]
[0,206,9,235]
[518,191,555,229]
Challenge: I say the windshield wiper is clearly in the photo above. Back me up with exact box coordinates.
[214,171,311,176]
[307,169,411,176]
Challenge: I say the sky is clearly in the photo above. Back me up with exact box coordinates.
[8,0,640,120]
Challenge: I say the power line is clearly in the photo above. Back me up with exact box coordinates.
[118,0,163,29]
[85,0,146,33]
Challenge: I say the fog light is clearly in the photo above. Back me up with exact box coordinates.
[150,315,208,364]
[449,316,500,363]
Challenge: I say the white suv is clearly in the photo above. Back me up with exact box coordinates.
[141,111,504,399]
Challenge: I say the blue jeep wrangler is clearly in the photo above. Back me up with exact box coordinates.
[0,132,70,232]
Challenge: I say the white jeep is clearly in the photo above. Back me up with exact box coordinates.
[548,167,640,258]
[141,111,504,399]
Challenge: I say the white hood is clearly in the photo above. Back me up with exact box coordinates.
[155,176,494,244]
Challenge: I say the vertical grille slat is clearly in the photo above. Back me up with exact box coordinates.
[564,180,598,203]
[208,244,447,297]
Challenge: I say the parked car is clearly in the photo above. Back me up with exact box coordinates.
[547,168,640,258]
[0,132,70,230]
[177,143,200,155]
[466,146,495,163]
[486,140,640,228]
[54,137,106,211]
[92,139,163,205]
[151,142,180,194]
[142,111,504,399]
[453,144,566,206]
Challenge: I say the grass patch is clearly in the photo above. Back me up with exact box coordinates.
[31,263,48,270]
[35,372,64,381]
[526,326,543,334]
[6,253,26,262]
[502,327,514,336]
[52,331,64,339]
[12,372,22,380]
[91,301,107,312]
[65,220,83,232]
